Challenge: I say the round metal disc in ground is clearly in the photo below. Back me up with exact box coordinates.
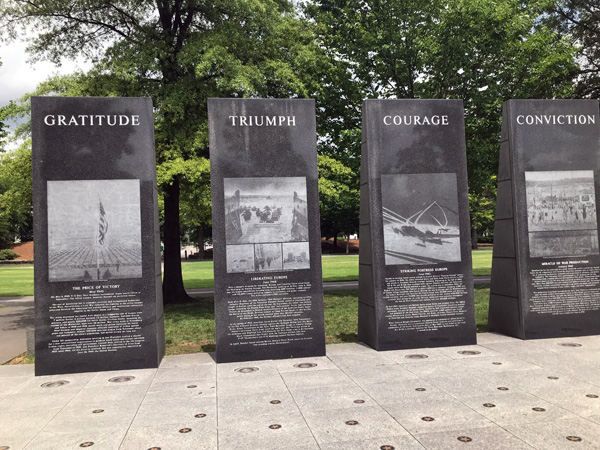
[147,447,162,450]
[354,400,365,404]
[458,350,481,356]
[187,385,197,388]
[269,424,282,429]
[179,428,192,433]
[415,388,427,392]
[497,387,509,391]
[457,436,472,442]
[559,343,582,347]
[195,414,206,418]
[41,380,70,388]
[492,362,502,365]
[586,394,599,398]
[532,407,546,412]
[483,403,495,408]
[92,409,104,414]
[566,436,582,442]
[293,362,318,369]
[108,376,135,383]
[79,443,94,448]
[0,446,10,450]
[380,446,395,450]
[270,400,281,404]
[234,367,259,373]
[548,376,559,380]
[421,416,435,422]
[345,420,359,426]
[405,354,428,359]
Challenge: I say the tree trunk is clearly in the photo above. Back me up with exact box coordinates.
[332,233,338,248]
[197,226,205,260]
[345,235,350,254]
[471,227,478,250]
[162,176,193,303]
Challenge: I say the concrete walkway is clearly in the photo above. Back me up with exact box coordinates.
[0,296,34,364]
[1,334,600,449]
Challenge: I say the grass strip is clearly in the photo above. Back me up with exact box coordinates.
[0,252,493,297]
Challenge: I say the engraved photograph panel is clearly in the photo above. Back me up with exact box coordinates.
[47,179,142,282]
[526,170,599,257]
[282,242,310,270]
[226,244,255,273]
[254,243,283,272]
[224,177,308,244]
[382,173,461,265]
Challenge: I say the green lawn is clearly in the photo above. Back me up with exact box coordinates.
[0,265,34,297]
[163,285,491,355]
[0,252,493,297]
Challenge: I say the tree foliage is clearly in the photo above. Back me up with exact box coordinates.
[318,155,359,243]
[1,0,320,302]
[550,0,600,98]
[306,0,578,243]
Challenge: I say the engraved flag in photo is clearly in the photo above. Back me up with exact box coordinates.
[98,200,108,246]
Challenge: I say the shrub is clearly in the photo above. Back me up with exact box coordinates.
[0,249,19,260]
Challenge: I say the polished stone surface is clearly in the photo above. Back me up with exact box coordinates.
[31,97,163,376]
[208,98,325,363]
[359,99,476,351]
[490,99,600,340]
[0,333,599,449]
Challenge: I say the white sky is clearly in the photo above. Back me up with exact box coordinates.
[0,39,91,110]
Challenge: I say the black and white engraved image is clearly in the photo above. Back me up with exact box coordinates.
[224,177,308,244]
[526,170,599,257]
[47,179,142,282]
[226,244,255,273]
[254,243,283,272]
[382,173,461,265]
[282,242,310,270]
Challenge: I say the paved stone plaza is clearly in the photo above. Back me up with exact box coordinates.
[1,333,600,449]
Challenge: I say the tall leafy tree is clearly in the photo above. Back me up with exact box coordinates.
[550,0,600,98]
[307,0,577,246]
[1,0,319,302]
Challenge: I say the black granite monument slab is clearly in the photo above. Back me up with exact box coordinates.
[208,98,326,363]
[359,99,476,350]
[489,99,600,339]
[32,96,164,375]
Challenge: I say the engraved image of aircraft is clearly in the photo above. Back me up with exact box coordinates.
[383,201,459,247]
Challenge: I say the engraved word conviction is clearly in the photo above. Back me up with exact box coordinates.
[43,115,141,126]
[383,115,449,126]
[516,115,596,125]
[228,116,296,126]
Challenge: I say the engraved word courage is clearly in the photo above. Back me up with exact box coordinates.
[383,115,449,126]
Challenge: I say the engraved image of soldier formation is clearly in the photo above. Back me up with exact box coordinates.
[224,177,310,273]
[47,179,143,282]
[382,173,461,265]
[526,170,599,257]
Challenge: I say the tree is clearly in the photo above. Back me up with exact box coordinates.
[0,142,33,246]
[550,0,600,98]
[1,0,320,303]
[318,155,359,252]
[307,0,578,246]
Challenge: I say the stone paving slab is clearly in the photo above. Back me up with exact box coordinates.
[0,333,599,449]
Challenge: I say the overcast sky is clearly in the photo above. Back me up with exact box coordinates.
[0,39,90,110]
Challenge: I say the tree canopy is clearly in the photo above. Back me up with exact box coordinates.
[306,0,578,244]
[1,0,321,302]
